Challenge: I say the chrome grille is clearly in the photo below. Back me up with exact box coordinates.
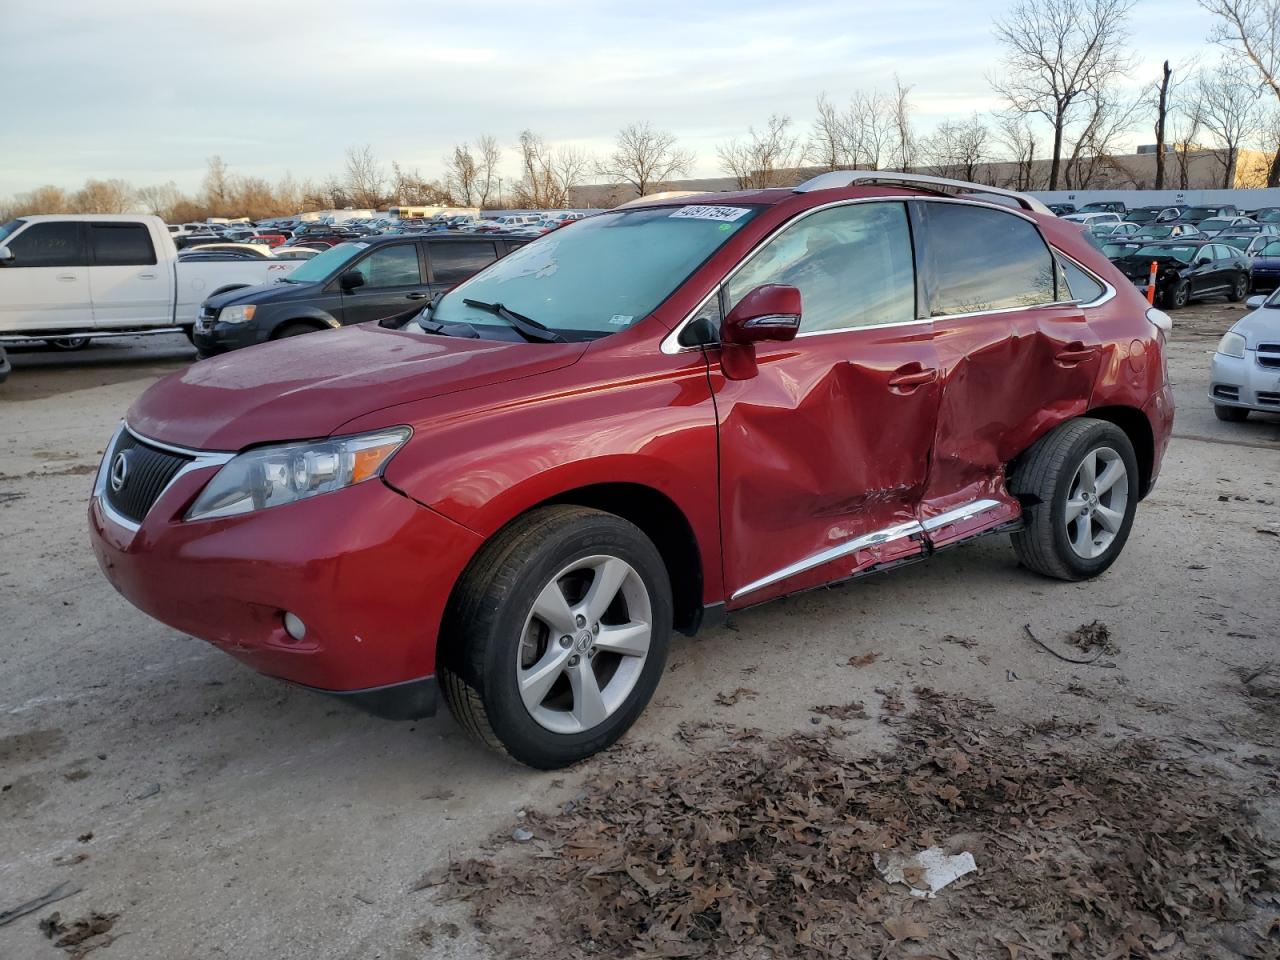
[103,430,193,523]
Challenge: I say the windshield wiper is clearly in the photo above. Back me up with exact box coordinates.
[462,298,567,343]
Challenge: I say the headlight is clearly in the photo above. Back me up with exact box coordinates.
[185,428,411,521]
[1216,331,1247,359]
[219,304,256,324]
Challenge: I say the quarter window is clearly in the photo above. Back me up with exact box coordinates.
[429,241,497,285]
[725,202,916,334]
[6,222,85,267]
[1057,256,1106,304]
[89,223,156,266]
[352,244,421,288]
[920,203,1055,316]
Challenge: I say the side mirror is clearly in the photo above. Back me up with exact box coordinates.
[339,270,365,291]
[0,245,12,263]
[721,284,802,345]
[719,284,802,381]
[1246,294,1267,309]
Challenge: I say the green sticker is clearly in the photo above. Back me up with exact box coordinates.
[718,223,733,232]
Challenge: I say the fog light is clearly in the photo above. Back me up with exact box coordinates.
[283,612,307,641]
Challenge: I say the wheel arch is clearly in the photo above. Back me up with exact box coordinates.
[269,315,336,339]
[436,481,706,670]
[1084,405,1155,498]
[208,283,249,298]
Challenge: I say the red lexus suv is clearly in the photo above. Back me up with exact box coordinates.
[89,173,1174,768]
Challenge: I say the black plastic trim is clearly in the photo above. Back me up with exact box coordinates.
[303,675,439,721]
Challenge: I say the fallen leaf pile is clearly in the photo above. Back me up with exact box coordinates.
[440,689,1278,958]
[1066,620,1119,656]
[39,911,119,959]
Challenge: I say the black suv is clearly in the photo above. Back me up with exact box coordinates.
[193,233,528,355]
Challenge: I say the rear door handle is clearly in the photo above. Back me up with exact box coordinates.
[56,274,77,282]
[1055,342,1097,364]
[887,364,938,391]
[138,272,156,279]
[406,292,429,300]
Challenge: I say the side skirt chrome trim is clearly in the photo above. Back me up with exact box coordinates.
[729,498,1005,601]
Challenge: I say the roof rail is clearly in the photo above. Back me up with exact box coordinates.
[793,170,1052,215]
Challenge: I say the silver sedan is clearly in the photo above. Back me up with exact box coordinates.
[1209,293,1280,420]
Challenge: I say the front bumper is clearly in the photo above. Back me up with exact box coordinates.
[1209,351,1280,412]
[191,315,269,356]
[88,447,483,708]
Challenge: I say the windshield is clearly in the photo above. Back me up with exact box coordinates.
[1138,226,1175,238]
[430,204,761,337]
[279,241,366,282]
[1183,207,1217,219]
[1220,235,1252,251]
[1200,219,1230,230]
[1102,243,1138,257]
[1134,245,1195,262]
[0,219,26,243]
[1080,203,1114,212]
[1128,210,1157,222]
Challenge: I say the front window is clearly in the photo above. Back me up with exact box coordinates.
[430,204,761,337]
[1200,219,1229,231]
[725,202,916,333]
[279,242,367,283]
[0,219,24,243]
[1258,241,1280,257]
[1183,208,1216,220]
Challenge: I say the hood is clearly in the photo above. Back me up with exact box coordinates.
[1113,255,1188,277]
[205,279,318,309]
[1232,306,1280,348]
[127,324,587,450]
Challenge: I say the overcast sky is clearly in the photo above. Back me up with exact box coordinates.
[1,0,1219,197]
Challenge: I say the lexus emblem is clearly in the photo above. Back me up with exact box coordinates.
[109,451,130,493]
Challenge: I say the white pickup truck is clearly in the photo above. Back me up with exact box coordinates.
[0,214,302,347]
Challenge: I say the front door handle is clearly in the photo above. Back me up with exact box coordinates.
[1055,341,1096,364]
[56,274,77,282]
[138,272,156,279]
[406,292,429,300]
[887,363,938,392]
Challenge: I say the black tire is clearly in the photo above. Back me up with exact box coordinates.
[1009,418,1140,581]
[1214,403,1249,422]
[1228,273,1248,302]
[1164,280,1189,310]
[272,322,321,340]
[44,337,89,351]
[439,505,672,769]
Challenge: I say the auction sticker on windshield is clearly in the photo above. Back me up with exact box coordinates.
[669,205,752,222]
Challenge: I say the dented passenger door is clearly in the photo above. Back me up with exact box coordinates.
[712,201,941,608]
[910,200,1100,546]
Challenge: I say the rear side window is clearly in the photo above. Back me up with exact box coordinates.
[89,223,156,266]
[429,240,497,284]
[919,203,1056,316]
[7,222,86,267]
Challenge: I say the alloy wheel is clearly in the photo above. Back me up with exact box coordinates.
[515,555,652,734]
[1063,446,1129,560]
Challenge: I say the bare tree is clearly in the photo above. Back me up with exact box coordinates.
[514,131,592,208]
[202,155,231,215]
[475,135,502,208]
[919,116,994,182]
[1154,60,1173,188]
[1197,60,1264,187]
[996,114,1041,189]
[717,115,803,189]
[992,0,1136,190]
[136,181,184,220]
[73,179,135,213]
[1198,0,1280,183]
[891,75,916,171]
[806,94,847,170]
[596,122,694,197]
[343,144,387,208]
[444,144,480,205]
[1170,89,1206,189]
[1063,90,1143,187]
[846,90,896,169]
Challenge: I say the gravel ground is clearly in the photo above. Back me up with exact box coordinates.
[0,306,1277,959]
